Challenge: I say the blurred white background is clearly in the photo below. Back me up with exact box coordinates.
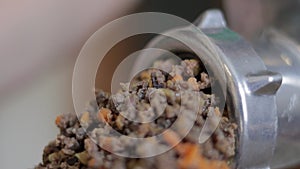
[0,1,139,168]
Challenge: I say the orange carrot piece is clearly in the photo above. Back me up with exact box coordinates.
[55,115,62,126]
[80,112,90,124]
[163,130,181,147]
[97,108,112,123]
[172,74,183,82]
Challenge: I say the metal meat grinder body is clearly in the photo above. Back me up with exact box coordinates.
[132,10,300,169]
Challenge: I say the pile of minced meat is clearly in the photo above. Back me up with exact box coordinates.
[36,58,237,169]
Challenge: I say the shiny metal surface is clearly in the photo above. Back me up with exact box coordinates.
[132,9,299,169]
[253,29,300,169]
[199,11,280,169]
